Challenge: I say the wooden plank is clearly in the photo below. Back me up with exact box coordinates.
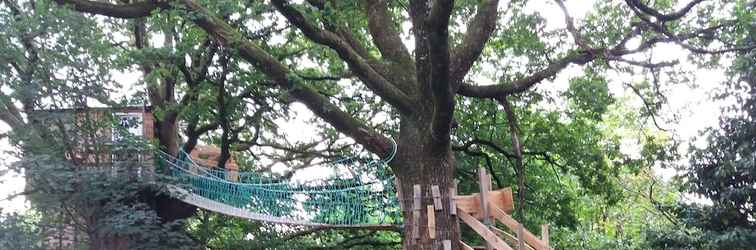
[443,240,452,250]
[541,224,549,247]
[455,188,514,219]
[394,179,404,211]
[432,185,442,210]
[488,204,549,250]
[460,241,475,250]
[517,223,525,250]
[413,184,422,209]
[493,228,535,250]
[450,187,457,215]
[413,184,421,240]
[458,208,513,250]
[412,210,420,240]
[479,168,491,220]
[479,168,493,250]
[427,205,436,239]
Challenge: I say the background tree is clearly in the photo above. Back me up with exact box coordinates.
[648,21,756,250]
[0,211,45,250]
[0,1,202,248]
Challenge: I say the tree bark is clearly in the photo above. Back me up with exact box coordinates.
[394,116,460,249]
[88,233,129,250]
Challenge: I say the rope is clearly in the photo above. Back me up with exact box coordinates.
[158,138,402,226]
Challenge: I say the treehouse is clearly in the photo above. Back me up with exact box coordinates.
[30,106,239,179]
[33,106,240,250]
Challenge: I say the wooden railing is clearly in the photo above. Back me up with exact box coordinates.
[454,168,551,250]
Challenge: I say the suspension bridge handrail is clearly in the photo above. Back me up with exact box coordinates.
[156,138,402,227]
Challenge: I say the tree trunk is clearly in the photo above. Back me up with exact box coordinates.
[149,116,198,220]
[156,119,180,159]
[394,117,460,250]
[88,233,129,250]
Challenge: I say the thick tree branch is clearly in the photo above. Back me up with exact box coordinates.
[457,50,596,98]
[188,1,394,157]
[457,27,697,99]
[364,0,417,94]
[453,138,515,158]
[366,0,413,66]
[183,121,219,154]
[409,0,431,97]
[625,0,704,22]
[0,91,25,130]
[626,1,756,54]
[458,1,752,100]
[0,102,26,130]
[216,52,233,169]
[182,0,394,156]
[271,0,415,113]
[427,0,454,150]
[53,0,164,18]
[53,0,395,157]
[496,96,525,219]
[450,0,499,88]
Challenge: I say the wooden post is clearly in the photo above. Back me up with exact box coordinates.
[541,224,549,248]
[479,167,493,250]
[431,185,442,210]
[458,208,514,250]
[442,240,452,250]
[452,181,461,248]
[517,223,525,250]
[427,205,436,239]
[450,182,457,215]
[394,178,404,211]
[413,184,421,241]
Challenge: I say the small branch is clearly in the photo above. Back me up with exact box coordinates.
[609,56,679,68]
[625,82,670,131]
[0,188,38,202]
[625,0,705,22]
[297,72,354,81]
[554,0,587,49]
[496,97,525,219]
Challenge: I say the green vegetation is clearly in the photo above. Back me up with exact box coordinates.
[0,0,753,249]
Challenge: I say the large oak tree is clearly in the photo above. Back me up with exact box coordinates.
[0,0,751,248]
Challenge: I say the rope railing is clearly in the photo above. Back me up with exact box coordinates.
[157,140,402,227]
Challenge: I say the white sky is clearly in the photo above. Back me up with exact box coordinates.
[0,0,732,213]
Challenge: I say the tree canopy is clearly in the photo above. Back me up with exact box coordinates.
[0,0,754,249]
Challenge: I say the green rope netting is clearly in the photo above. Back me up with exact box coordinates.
[156,141,402,226]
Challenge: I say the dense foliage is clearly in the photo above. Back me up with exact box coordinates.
[649,23,756,250]
[0,0,753,249]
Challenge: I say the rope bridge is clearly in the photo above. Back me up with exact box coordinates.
[155,143,402,227]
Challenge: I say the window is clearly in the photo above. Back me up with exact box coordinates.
[112,113,143,142]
